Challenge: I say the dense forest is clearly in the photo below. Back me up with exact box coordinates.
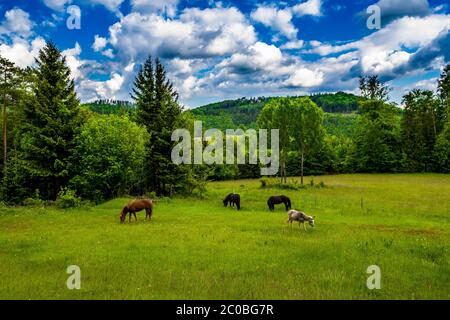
[190,92,363,130]
[0,42,206,204]
[0,42,449,205]
[82,99,136,115]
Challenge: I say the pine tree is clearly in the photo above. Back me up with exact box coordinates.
[401,90,440,172]
[359,75,391,101]
[0,56,21,180]
[438,64,450,121]
[438,64,450,103]
[21,42,81,200]
[132,57,183,195]
[434,64,450,172]
[132,56,157,192]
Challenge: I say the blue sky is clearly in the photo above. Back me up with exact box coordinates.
[0,0,449,107]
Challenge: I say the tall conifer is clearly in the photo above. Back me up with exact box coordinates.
[22,42,80,200]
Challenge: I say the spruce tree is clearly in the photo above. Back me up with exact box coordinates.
[132,57,183,195]
[438,64,450,104]
[21,42,81,200]
[359,75,391,101]
[401,90,441,172]
[435,64,450,172]
[438,64,450,121]
[132,56,157,192]
[0,56,21,180]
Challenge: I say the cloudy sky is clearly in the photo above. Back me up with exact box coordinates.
[0,0,449,108]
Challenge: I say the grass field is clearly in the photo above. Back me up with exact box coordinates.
[0,174,449,300]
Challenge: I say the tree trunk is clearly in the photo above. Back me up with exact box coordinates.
[280,161,283,184]
[300,152,304,186]
[280,152,287,184]
[2,87,6,179]
[53,176,60,201]
[280,153,284,183]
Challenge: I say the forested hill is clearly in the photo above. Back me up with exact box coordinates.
[81,93,362,139]
[82,100,136,115]
[190,92,364,130]
[190,96,271,129]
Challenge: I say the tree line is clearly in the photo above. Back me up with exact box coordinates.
[0,41,449,204]
[0,41,205,204]
[197,73,449,183]
[256,74,449,184]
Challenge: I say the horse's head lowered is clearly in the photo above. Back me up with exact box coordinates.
[119,206,129,223]
[223,194,231,206]
[308,216,316,227]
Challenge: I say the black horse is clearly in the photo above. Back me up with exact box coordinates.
[223,193,241,210]
[267,195,291,211]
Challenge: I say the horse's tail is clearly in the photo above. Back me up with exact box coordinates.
[287,198,292,209]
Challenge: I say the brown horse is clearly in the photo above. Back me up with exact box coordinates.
[120,199,154,223]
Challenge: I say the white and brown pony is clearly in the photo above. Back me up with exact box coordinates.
[287,210,315,231]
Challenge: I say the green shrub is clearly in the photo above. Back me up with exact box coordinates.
[23,189,44,207]
[147,191,157,200]
[260,177,269,188]
[23,198,44,207]
[317,181,326,188]
[56,188,81,209]
[191,179,208,199]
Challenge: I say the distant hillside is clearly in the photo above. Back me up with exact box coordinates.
[82,100,136,115]
[190,92,363,136]
[310,92,365,113]
[81,94,361,139]
[190,97,271,129]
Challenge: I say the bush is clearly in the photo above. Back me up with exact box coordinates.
[277,181,306,190]
[23,189,44,207]
[147,191,157,200]
[260,177,269,188]
[56,188,81,209]
[23,198,44,207]
[260,176,327,190]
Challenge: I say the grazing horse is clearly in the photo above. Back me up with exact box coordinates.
[267,195,291,211]
[287,210,315,231]
[120,199,154,223]
[223,193,241,210]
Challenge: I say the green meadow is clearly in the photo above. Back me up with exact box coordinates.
[0,174,449,300]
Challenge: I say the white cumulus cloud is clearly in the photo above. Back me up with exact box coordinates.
[251,6,297,39]
[131,0,180,17]
[292,0,322,17]
[0,37,45,68]
[92,35,108,52]
[285,67,324,88]
[0,8,34,38]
